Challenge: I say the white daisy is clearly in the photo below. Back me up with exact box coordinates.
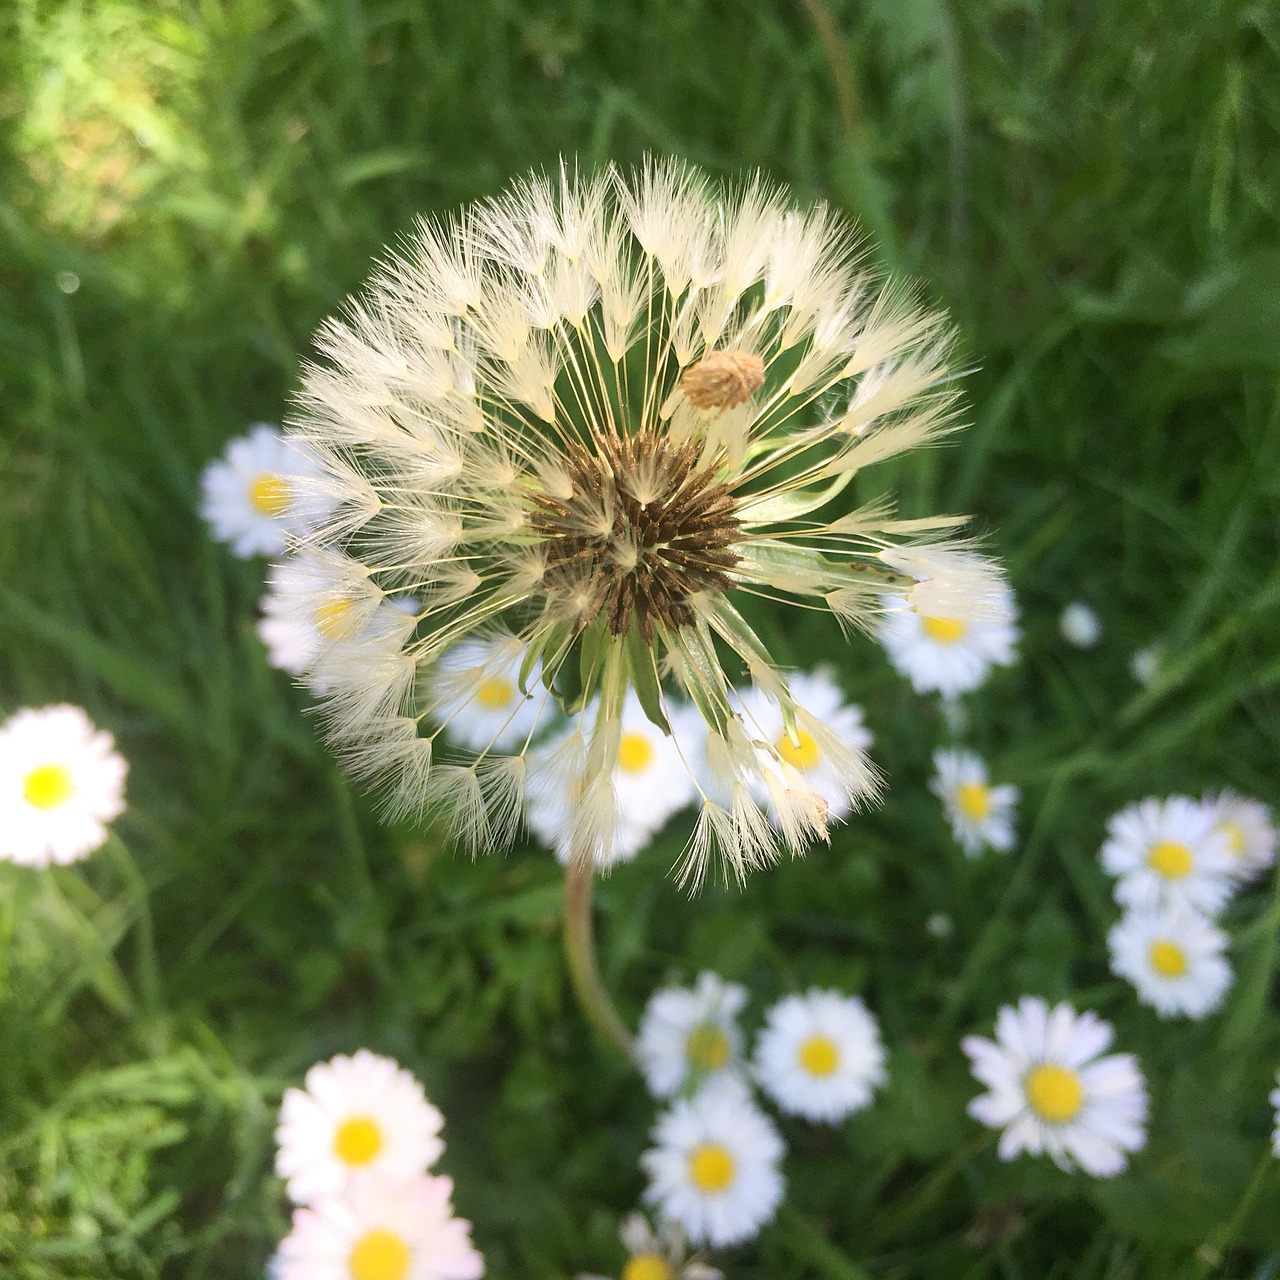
[962,996,1148,1177]
[1100,796,1236,917]
[1271,1072,1280,1158]
[1205,789,1276,883]
[275,1050,445,1206]
[877,577,1018,697]
[526,693,697,868]
[577,1213,723,1280]
[736,670,876,840]
[636,972,749,1100]
[200,423,333,559]
[1059,601,1101,648]
[641,1081,785,1248]
[1107,904,1232,1020]
[0,704,128,868]
[753,989,886,1123]
[425,636,547,753]
[930,748,1018,857]
[276,1173,483,1280]
[257,553,418,693]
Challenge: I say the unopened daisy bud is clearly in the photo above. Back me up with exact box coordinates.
[963,996,1148,1177]
[1059,601,1101,648]
[1130,645,1161,686]
[285,158,988,881]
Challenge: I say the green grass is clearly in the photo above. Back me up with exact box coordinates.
[2,0,1279,1276]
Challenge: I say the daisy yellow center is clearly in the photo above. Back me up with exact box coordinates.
[23,763,75,810]
[249,472,290,516]
[622,1256,674,1280]
[955,781,991,821]
[775,727,821,771]
[686,1023,731,1071]
[333,1116,383,1166]
[315,597,358,640]
[1149,939,1188,977]
[618,731,655,774]
[922,615,967,644]
[688,1143,735,1193]
[1147,840,1193,879]
[475,675,516,710]
[1217,820,1246,856]
[348,1228,410,1280]
[797,1034,840,1076]
[1024,1064,1084,1124]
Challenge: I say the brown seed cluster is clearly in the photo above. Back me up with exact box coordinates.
[679,349,766,414]
[530,432,741,643]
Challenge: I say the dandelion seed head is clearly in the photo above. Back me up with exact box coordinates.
[287,157,990,881]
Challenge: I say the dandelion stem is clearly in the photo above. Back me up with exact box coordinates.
[562,859,638,1063]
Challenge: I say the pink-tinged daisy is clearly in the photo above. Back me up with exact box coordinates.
[275,1173,483,1280]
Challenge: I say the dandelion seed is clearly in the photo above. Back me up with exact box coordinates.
[287,158,987,879]
[962,996,1148,1177]
[0,704,127,867]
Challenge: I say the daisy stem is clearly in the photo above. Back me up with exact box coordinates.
[562,859,638,1064]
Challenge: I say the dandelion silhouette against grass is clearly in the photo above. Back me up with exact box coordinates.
[283,158,1006,1054]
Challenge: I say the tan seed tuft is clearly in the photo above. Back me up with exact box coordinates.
[680,350,765,415]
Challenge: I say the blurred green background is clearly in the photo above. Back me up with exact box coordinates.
[2,0,1279,1277]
